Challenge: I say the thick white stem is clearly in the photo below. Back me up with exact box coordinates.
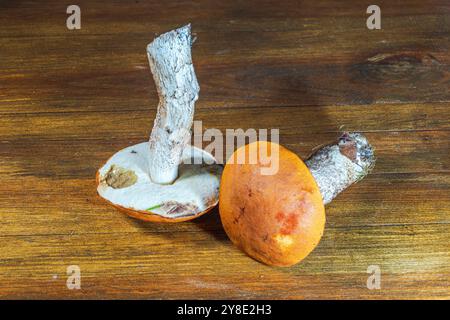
[146,24,199,184]
[305,132,375,205]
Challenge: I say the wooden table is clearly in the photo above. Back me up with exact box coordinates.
[1,0,449,299]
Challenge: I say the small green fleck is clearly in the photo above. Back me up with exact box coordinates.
[146,204,163,211]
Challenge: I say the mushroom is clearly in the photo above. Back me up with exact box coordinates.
[96,25,222,222]
[219,132,375,266]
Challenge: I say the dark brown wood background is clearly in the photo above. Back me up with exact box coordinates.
[0,0,449,299]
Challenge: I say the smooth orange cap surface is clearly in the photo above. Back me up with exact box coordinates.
[219,141,325,267]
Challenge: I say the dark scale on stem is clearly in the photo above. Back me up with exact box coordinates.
[306,132,375,204]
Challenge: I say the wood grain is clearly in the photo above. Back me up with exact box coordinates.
[0,0,449,299]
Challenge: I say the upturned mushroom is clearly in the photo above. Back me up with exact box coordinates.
[219,133,375,266]
[96,25,222,222]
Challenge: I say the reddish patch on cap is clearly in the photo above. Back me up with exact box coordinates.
[276,212,299,235]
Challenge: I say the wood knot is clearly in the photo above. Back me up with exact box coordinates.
[367,52,440,66]
[354,52,443,83]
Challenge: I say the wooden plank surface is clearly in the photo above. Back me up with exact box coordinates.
[0,0,449,299]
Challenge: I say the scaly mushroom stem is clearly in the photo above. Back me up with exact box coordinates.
[305,132,375,205]
[146,24,199,184]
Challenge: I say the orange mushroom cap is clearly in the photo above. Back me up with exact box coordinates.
[219,141,325,267]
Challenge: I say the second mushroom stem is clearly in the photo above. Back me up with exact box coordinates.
[146,24,199,184]
[305,132,375,205]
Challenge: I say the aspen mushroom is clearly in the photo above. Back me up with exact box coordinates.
[96,25,222,222]
[219,132,375,266]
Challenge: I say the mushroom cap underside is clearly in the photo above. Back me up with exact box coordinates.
[97,142,222,222]
[219,141,325,266]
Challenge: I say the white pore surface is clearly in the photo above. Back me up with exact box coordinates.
[97,142,221,218]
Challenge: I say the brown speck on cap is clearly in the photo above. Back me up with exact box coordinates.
[104,165,138,189]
